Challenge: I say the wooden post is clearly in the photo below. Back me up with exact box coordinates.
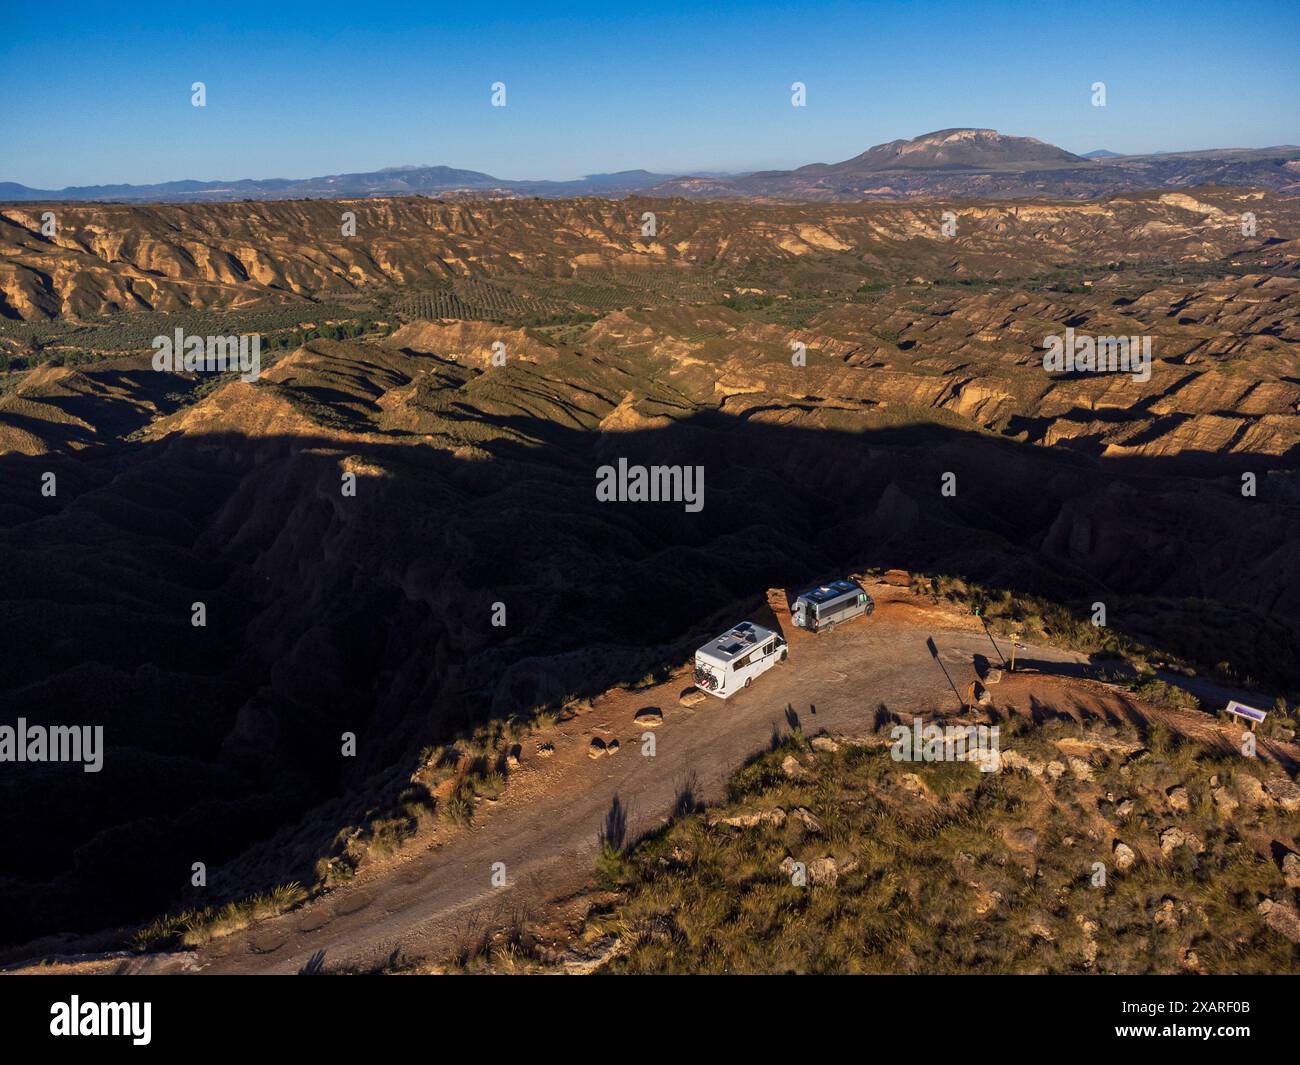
[1009,633,1020,673]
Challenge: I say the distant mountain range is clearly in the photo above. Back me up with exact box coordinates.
[4,129,1298,203]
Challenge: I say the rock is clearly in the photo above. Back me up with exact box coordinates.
[505,744,521,768]
[1282,852,1300,889]
[1046,760,1066,781]
[1067,756,1094,782]
[1257,899,1300,944]
[588,737,607,759]
[894,771,928,795]
[791,807,822,832]
[1235,774,1270,808]
[810,735,840,753]
[1076,914,1099,966]
[781,754,808,779]
[559,935,626,975]
[1055,736,1144,757]
[536,742,555,757]
[633,707,664,727]
[1116,799,1135,817]
[1159,826,1204,857]
[1212,787,1239,814]
[1027,916,1056,941]
[679,687,707,707]
[1264,777,1300,811]
[1000,750,1045,776]
[711,808,786,829]
[605,739,620,755]
[1152,897,1180,932]
[807,857,838,886]
[1166,786,1190,813]
[1114,841,1136,871]
[973,886,1003,916]
[983,668,1003,686]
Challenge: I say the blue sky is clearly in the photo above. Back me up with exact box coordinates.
[2,0,1297,188]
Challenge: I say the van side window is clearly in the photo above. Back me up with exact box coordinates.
[733,653,752,670]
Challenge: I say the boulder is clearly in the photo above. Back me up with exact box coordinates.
[1068,757,1094,782]
[1212,787,1239,814]
[1166,786,1190,813]
[810,735,841,753]
[1160,826,1204,857]
[559,935,626,975]
[633,707,664,728]
[1258,899,1300,943]
[791,807,823,832]
[1264,777,1300,811]
[710,807,787,829]
[973,886,1003,916]
[1114,841,1136,871]
[807,857,839,886]
[1152,897,1180,932]
[1234,774,1270,808]
[781,754,808,779]
[588,737,607,759]
[1282,852,1300,889]
[1000,750,1046,776]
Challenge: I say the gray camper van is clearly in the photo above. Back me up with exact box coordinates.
[792,579,874,632]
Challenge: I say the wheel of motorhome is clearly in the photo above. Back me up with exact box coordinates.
[693,621,786,700]
[792,578,874,633]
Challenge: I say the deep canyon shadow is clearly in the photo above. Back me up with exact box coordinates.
[0,408,1297,950]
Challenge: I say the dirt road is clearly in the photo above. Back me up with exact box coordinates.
[114,595,1094,975]
[80,588,1287,977]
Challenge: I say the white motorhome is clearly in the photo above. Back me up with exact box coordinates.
[792,578,873,632]
[693,621,787,699]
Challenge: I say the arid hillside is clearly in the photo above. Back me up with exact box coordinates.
[0,189,1296,952]
[2,189,1295,321]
